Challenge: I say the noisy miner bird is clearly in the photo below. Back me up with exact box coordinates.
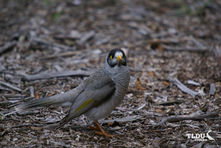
[15,48,130,137]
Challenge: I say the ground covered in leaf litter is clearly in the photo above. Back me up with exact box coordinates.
[0,0,221,147]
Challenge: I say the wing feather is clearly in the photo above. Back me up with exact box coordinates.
[56,70,115,128]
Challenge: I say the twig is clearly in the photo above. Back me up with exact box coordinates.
[41,51,81,60]
[54,34,81,40]
[0,41,17,55]
[0,80,21,92]
[187,80,200,86]
[0,86,12,92]
[19,70,92,81]
[2,110,18,117]
[0,94,24,98]
[148,38,180,45]
[78,31,95,45]
[29,38,75,51]
[169,77,199,97]
[11,123,45,128]
[190,36,205,49]
[0,101,14,105]
[162,45,208,52]
[100,115,142,124]
[29,86,35,98]
[129,68,148,72]
[209,83,216,95]
[158,100,183,106]
[155,111,219,127]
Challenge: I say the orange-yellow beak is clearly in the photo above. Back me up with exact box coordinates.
[116,55,122,62]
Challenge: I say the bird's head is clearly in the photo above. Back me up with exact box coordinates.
[107,48,127,67]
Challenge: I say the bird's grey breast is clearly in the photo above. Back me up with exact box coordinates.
[85,66,130,120]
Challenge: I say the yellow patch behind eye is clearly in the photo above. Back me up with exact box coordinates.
[110,55,113,59]
[73,99,94,114]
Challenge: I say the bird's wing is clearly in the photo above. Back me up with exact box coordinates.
[56,70,115,128]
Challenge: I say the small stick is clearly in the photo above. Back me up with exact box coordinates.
[169,77,199,97]
[155,111,219,127]
[30,38,74,51]
[20,70,92,81]
[11,123,45,128]
[0,80,21,92]
[158,100,183,106]
[0,41,17,55]
[162,45,208,52]
[41,51,80,60]
[78,31,95,45]
[29,86,35,97]
[100,115,142,124]
[148,38,180,45]
[209,83,216,95]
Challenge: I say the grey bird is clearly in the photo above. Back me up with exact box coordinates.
[15,48,130,137]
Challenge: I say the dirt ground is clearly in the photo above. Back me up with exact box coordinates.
[0,0,221,147]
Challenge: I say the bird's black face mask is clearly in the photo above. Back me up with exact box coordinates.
[107,48,127,67]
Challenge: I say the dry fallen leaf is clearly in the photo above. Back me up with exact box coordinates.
[155,108,165,114]
[157,44,164,51]
[48,92,57,96]
[162,81,169,86]
[34,92,40,99]
[107,122,115,127]
[30,126,43,130]
[135,78,145,91]
[148,71,155,77]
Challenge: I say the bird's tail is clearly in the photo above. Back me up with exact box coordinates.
[15,88,82,112]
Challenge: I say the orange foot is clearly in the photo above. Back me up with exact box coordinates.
[90,121,112,137]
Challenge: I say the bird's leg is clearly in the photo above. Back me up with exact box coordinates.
[89,124,99,130]
[90,121,112,137]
